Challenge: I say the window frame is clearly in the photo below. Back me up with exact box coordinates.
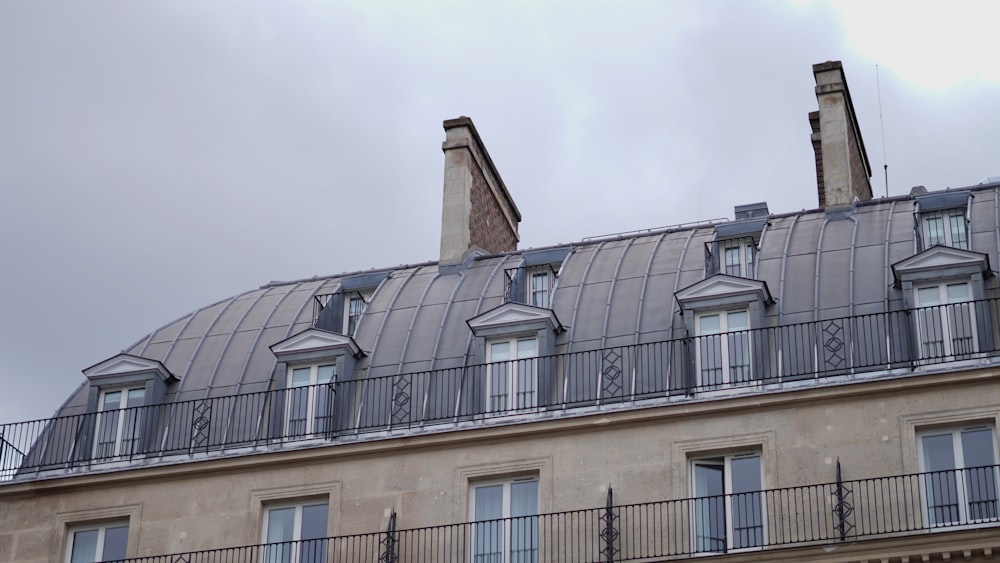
[261,500,330,563]
[720,238,757,278]
[284,363,338,438]
[93,386,146,460]
[690,452,765,554]
[694,309,752,389]
[65,521,129,563]
[486,336,539,412]
[526,267,553,309]
[917,424,999,528]
[921,207,969,250]
[343,291,371,336]
[913,280,978,359]
[469,476,539,563]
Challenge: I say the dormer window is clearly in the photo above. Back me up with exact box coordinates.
[344,291,370,336]
[95,387,146,459]
[269,329,365,440]
[487,336,538,411]
[721,238,756,278]
[527,267,552,308]
[915,191,972,251]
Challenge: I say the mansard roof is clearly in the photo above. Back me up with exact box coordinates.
[51,183,1000,417]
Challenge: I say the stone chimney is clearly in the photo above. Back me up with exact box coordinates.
[810,61,873,208]
[439,117,521,265]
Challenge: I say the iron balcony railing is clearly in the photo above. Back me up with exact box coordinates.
[3,298,1000,480]
[112,464,1000,562]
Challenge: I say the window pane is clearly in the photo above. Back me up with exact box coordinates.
[730,456,763,549]
[102,391,122,411]
[949,213,968,249]
[102,525,129,561]
[267,507,296,543]
[70,530,99,563]
[511,481,539,563]
[474,485,504,563]
[923,433,960,525]
[727,311,748,330]
[516,338,537,359]
[291,368,311,387]
[694,462,725,552]
[925,216,944,246]
[490,342,510,362]
[698,315,720,334]
[946,283,970,302]
[300,504,329,540]
[917,286,941,306]
[316,365,336,384]
[962,429,998,520]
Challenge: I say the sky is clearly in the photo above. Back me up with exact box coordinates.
[1,0,998,424]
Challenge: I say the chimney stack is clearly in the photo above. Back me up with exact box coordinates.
[439,117,521,265]
[810,61,873,208]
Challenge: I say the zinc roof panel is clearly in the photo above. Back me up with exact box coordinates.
[817,248,851,310]
[207,291,264,337]
[606,277,643,339]
[852,245,889,306]
[778,254,817,316]
[569,281,612,344]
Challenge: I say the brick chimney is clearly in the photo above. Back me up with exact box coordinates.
[810,61,873,208]
[439,117,521,265]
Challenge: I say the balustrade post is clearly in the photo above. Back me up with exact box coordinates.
[379,510,398,563]
[833,459,854,541]
[601,486,619,562]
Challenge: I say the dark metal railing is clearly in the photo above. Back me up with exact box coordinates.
[117,464,1000,562]
[3,298,1000,480]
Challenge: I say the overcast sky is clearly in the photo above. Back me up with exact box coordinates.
[1,1,998,424]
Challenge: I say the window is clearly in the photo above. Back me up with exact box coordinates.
[527,269,551,309]
[692,453,763,553]
[471,477,538,563]
[922,208,968,250]
[487,337,538,412]
[263,501,329,563]
[344,292,368,336]
[94,387,145,459]
[919,426,998,527]
[721,238,756,278]
[695,311,751,388]
[286,364,336,437]
[914,282,976,358]
[66,522,128,563]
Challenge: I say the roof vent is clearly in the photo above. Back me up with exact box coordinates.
[734,202,769,221]
[909,185,928,196]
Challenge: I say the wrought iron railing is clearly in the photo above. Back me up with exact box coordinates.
[3,298,1000,480]
[111,464,1000,562]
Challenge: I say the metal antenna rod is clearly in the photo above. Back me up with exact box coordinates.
[876,64,889,197]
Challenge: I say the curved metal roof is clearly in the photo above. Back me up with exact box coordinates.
[55,186,1000,417]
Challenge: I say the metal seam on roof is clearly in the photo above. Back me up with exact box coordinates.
[231,281,312,395]
[634,232,668,345]
[882,201,896,311]
[395,269,438,376]
[170,296,237,393]
[670,230,696,331]
[462,257,510,363]
[358,268,419,430]
[135,294,234,357]
[755,221,771,276]
[777,214,800,323]
[813,216,828,320]
[200,287,277,399]
[428,270,466,371]
[182,295,244,397]
[600,238,635,349]
[567,242,605,352]
[848,214,859,318]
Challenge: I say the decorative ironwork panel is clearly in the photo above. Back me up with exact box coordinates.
[390,375,412,426]
[601,487,620,562]
[379,510,398,563]
[821,319,847,373]
[601,349,623,399]
[190,400,212,451]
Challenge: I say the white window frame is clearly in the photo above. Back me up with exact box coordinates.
[526,267,553,309]
[470,476,539,563]
[261,500,330,563]
[486,336,539,412]
[720,238,756,278]
[690,453,765,554]
[922,208,969,250]
[94,386,145,459]
[695,310,752,388]
[343,291,370,336]
[65,521,129,563]
[917,425,999,528]
[285,363,337,438]
[913,281,977,359]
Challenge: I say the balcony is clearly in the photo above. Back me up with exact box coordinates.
[100,464,1000,562]
[2,298,1000,480]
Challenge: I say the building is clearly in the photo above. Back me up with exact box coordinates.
[2,61,1000,562]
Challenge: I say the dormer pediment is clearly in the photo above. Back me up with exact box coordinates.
[892,245,991,286]
[83,353,177,383]
[270,328,364,359]
[467,303,563,336]
[675,274,773,312]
